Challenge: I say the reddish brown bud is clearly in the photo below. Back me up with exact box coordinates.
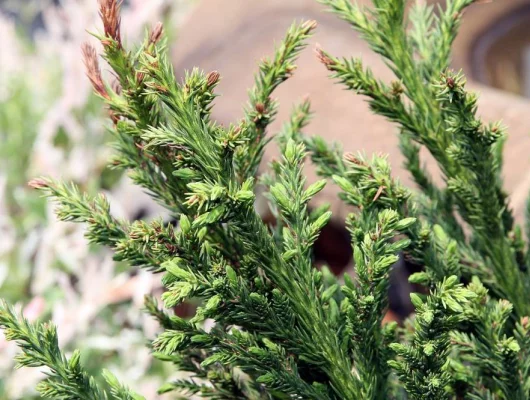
[206,70,220,87]
[81,43,110,100]
[315,47,336,70]
[28,178,49,190]
[99,0,122,47]
[390,81,404,97]
[149,22,164,45]
[136,71,145,85]
[255,103,265,114]
[153,84,168,93]
[344,153,365,165]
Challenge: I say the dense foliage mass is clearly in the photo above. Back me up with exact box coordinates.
[2,0,530,399]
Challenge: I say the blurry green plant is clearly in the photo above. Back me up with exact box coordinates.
[0,77,108,299]
[4,0,530,399]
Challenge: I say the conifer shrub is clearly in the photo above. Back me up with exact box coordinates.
[2,0,530,399]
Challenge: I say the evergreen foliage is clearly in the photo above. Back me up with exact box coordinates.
[3,0,530,398]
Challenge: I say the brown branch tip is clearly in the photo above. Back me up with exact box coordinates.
[99,0,122,46]
[81,43,110,100]
[315,46,336,69]
[344,153,366,166]
[149,22,164,45]
[206,71,221,87]
[28,178,49,190]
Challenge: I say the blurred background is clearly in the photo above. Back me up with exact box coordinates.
[2,0,530,398]
[0,0,194,397]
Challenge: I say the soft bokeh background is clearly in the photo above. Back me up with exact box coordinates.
[0,0,193,398]
[3,0,530,398]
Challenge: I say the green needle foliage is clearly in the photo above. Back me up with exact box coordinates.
[3,0,530,398]
[0,300,142,400]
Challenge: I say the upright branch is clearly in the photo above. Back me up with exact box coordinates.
[316,0,529,316]
[389,277,476,400]
[234,20,317,181]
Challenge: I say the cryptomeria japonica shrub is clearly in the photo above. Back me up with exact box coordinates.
[2,0,530,399]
